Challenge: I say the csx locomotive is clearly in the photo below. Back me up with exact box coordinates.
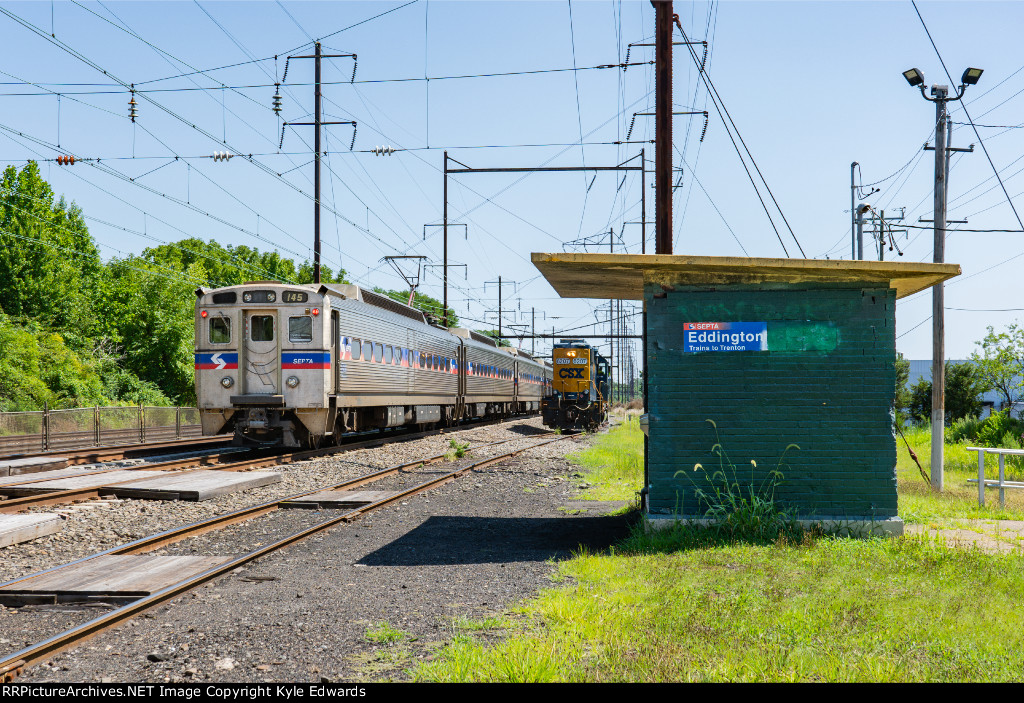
[194,282,552,447]
[540,339,609,431]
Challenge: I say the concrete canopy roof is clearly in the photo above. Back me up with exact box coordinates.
[531,253,961,300]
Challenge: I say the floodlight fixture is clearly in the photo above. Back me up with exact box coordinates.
[961,67,983,85]
[903,68,925,87]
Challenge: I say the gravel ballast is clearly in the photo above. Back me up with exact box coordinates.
[2,418,634,682]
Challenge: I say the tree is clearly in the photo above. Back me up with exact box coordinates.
[908,361,990,424]
[895,352,911,423]
[142,238,346,288]
[0,162,102,347]
[972,323,1024,412]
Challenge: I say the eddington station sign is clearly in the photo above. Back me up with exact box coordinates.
[683,322,768,353]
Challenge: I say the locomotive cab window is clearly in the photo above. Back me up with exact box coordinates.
[250,315,274,341]
[288,316,313,343]
[209,317,231,344]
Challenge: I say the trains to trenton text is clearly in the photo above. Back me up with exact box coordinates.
[194,282,552,448]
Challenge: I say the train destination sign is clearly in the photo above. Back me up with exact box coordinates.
[683,322,767,353]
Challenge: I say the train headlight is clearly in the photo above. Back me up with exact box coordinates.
[286,376,300,388]
[220,377,234,388]
[243,292,252,302]
[267,292,276,302]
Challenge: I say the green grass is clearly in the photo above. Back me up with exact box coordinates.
[897,425,1024,523]
[416,531,1024,682]
[365,621,412,645]
[410,420,1024,682]
[567,416,643,501]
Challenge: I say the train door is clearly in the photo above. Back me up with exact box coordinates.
[331,311,339,394]
[243,311,279,394]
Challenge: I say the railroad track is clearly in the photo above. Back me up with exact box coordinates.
[0,416,535,513]
[0,432,570,681]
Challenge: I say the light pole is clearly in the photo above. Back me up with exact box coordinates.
[903,66,982,492]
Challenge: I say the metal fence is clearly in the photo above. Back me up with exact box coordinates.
[0,406,203,454]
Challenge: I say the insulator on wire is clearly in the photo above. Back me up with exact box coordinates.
[350,58,358,83]
[700,42,708,72]
[279,123,287,150]
[626,113,638,141]
[212,151,233,162]
[129,85,137,123]
[349,124,357,151]
[699,112,709,142]
[623,45,632,70]
[272,84,283,115]
[281,57,291,84]
[55,155,75,166]
[371,145,395,156]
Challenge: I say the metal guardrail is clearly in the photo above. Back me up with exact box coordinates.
[0,406,202,454]
[966,446,1024,507]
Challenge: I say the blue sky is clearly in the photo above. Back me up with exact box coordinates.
[1,1,1023,369]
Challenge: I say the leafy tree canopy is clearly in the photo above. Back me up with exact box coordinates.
[909,361,991,424]
[972,323,1024,412]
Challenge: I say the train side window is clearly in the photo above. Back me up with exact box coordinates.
[363,340,372,361]
[209,317,230,344]
[375,343,383,363]
[384,345,393,364]
[288,316,313,343]
[251,315,274,341]
[351,338,362,360]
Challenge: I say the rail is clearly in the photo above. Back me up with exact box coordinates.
[965,446,1024,507]
[0,406,202,454]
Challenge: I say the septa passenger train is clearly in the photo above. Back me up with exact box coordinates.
[194,282,552,448]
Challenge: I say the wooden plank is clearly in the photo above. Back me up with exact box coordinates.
[0,456,69,477]
[109,470,280,501]
[2,470,177,496]
[0,513,64,548]
[0,467,101,488]
[0,555,230,605]
[280,490,399,509]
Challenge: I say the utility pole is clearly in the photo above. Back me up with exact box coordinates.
[654,0,673,255]
[855,203,870,260]
[531,307,536,356]
[443,150,449,326]
[902,65,983,491]
[485,277,516,343]
[286,43,356,284]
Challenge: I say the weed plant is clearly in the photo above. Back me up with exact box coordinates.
[672,419,803,544]
[445,439,470,461]
[365,621,411,645]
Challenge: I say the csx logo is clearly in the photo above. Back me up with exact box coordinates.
[559,368,584,379]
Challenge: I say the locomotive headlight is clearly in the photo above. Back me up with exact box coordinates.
[267,292,276,302]
[243,292,252,302]
[286,376,300,388]
[220,377,234,388]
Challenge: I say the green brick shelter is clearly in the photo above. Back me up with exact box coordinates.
[532,253,961,535]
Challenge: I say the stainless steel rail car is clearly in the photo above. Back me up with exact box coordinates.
[194,282,552,447]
